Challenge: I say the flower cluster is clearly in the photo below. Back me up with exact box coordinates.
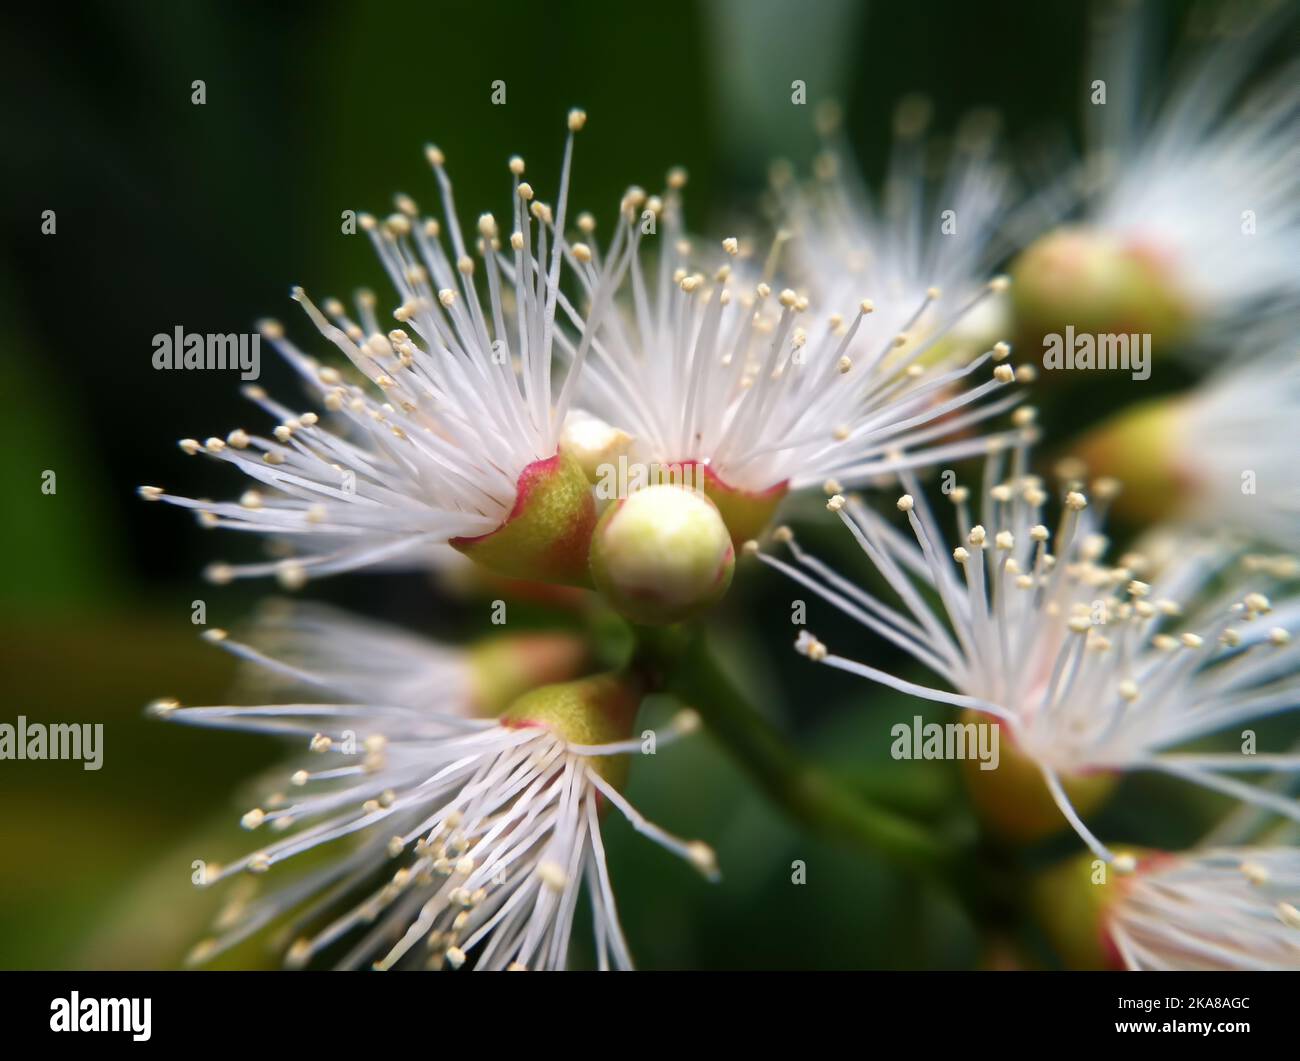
[764,450,1299,859]
[159,606,713,970]
[141,3,1297,972]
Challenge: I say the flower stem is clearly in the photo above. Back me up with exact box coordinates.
[638,625,952,878]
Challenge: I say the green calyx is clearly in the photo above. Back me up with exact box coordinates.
[451,451,597,587]
[698,464,789,547]
[500,673,642,787]
[1032,848,1157,970]
[959,710,1116,845]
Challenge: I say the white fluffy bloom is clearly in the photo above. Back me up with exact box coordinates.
[1107,847,1300,970]
[553,172,1021,502]
[213,600,478,708]
[140,112,602,584]
[156,615,714,971]
[1172,335,1300,548]
[780,97,1015,368]
[761,442,1300,862]
[1012,3,1300,345]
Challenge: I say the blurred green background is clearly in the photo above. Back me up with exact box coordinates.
[0,0,1285,970]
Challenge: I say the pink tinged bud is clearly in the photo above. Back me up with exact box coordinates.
[959,711,1116,845]
[1010,225,1194,355]
[450,452,596,587]
[589,484,735,625]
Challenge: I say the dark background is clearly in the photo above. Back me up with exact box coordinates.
[0,0,1276,969]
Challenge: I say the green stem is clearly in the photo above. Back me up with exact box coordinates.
[638,625,952,879]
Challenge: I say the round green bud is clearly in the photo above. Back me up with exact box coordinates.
[589,484,735,625]
[1010,225,1194,356]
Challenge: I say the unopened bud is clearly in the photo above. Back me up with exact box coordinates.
[1011,225,1193,353]
[589,484,735,624]
[559,410,634,484]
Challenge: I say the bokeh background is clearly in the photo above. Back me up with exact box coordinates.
[1,0,1290,969]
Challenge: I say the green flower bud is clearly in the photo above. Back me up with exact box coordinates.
[1011,226,1193,355]
[589,483,735,625]
[451,452,596,586]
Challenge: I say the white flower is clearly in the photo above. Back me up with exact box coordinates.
[1107,847,1300,971]
[780,97,1015,367]
[550,170,1021,524]
[761,443,1300,862]
[1010,3,1300,347]
[140,111,603,585]
[156,617,714,971]
[1172,335,1300,548]
[1075,323,1299,550]
[206,600,477,708]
